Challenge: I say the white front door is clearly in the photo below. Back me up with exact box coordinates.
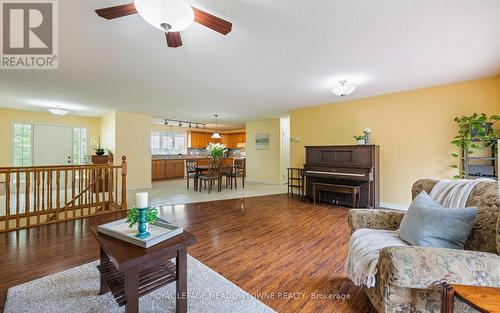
[33,125,73,166]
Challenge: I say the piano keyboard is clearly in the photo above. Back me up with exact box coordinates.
[306,170,366,177]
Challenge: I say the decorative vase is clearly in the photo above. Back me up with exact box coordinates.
[96,150,105,156]
[364,128,371,144]
[135,208,151,239]
[356,139,365,145]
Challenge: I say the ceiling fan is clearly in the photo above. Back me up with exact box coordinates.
[95,0,232,48]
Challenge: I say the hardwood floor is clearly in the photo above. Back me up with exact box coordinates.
[0,194,373,313]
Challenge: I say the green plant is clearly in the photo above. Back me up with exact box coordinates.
[450,113,499,178]
[206,142,227,160]
[126,207,159,228]
[353,135,365,140]
[94,148,107,155]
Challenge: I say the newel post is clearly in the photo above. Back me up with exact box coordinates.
[121,156,127,210]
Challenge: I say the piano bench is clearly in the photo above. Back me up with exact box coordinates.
[312,183,361,208]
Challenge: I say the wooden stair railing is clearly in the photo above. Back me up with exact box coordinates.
[0,156,128,232]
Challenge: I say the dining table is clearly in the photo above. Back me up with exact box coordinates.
[194,165,234,191]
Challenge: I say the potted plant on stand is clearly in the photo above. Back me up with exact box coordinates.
[450,113,499,178]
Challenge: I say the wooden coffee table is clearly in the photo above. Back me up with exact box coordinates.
[442,283,500,313]
[91,227,197,313]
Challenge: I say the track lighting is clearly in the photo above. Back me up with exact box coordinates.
[162,119,206,129]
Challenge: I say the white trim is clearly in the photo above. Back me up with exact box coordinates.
[379,202,408,211]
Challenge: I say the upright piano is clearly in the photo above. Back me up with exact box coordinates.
[302,145,379,208]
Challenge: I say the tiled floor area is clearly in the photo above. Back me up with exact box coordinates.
[127,179,288,207]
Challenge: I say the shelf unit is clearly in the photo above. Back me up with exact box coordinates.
[461,139,498,179]
[287,168,304,196]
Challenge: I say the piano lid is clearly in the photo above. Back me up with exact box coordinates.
[305,145,378,168]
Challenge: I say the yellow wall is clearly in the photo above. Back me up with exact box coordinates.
[100,111,116,154]
[110,112,152,190]
[0,108,100,167]
[291,75,500,207]
[246,119,282,184]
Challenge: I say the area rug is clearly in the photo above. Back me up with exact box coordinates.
[5,256,275,313]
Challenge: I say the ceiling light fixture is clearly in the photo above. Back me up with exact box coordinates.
[48,108,69,116]
[134,0,194,33]
[211,114,222,139]
[330,80,356,97]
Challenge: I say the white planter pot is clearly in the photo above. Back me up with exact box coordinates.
[356,140,365,145]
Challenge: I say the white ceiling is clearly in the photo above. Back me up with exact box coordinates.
[1,0,500,126]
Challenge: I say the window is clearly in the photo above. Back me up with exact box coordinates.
[73,127,89,164]
[151,131,187,155]
[12,123,33,167]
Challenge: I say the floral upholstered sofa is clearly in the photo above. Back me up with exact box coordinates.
[347,179,500,313]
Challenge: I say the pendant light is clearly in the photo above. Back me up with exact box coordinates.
[211,114,222,139]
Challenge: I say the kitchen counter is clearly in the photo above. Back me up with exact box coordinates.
[151,157,245,181]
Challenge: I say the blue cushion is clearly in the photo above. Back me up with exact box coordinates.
[398,191,477,249]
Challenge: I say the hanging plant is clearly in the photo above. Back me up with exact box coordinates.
[450,113,499,178]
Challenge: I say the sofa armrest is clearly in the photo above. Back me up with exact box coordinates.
[378,246,500,289]
[347,209,405,233]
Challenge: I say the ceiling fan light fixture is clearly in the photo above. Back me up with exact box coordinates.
[330,80,356,97]
[134,0,194,32]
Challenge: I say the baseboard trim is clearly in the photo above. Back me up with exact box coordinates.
[379,202,408,211]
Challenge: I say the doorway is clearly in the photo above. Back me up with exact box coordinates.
[33,125,73,166]
[280,116,290,185]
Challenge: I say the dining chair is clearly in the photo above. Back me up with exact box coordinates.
[227,158,245,189]
[185,159,198,190]
[197,160,221,194]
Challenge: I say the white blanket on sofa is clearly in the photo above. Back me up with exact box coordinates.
[344,228,408,288]
[428,178,494,208]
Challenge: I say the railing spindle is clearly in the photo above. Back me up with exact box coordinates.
[42,171,45,218]
[55,170,60,214]
[16,172,20,229]
[71,169,76,217]
[114,167,118,205]
[25,171,30,227]
[108,168,112,210]
[64,170,68,219]
[5,172,10,231]
[36,171,41,224]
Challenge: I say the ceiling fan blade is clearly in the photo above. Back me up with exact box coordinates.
[166,32,183,48]
[95,3,137,20]
[192,7,232,35]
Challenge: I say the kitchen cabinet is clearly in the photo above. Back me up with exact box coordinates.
[152,159,185,181]
[189,131,219,148]
[189,131,246,149]
[226,132,246,149]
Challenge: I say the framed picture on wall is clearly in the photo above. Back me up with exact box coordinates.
[255,133,269,150]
